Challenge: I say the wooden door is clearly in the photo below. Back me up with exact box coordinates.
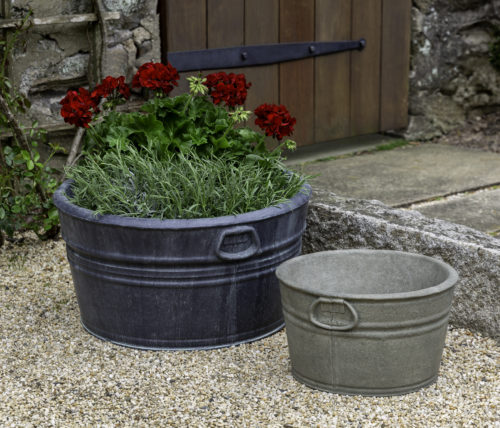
[159,0,411,147]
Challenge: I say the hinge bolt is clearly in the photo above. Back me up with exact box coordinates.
[241,52,248,60]
[309,45,316,54]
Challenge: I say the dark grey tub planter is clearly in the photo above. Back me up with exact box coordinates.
[276,250,458,396]
[53,180,311,350]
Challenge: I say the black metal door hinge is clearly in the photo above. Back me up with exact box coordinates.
[167,39,365,72]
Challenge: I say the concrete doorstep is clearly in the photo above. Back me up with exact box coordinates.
[411,188,500,236]
[297,143,500,216]
[294,142,500,340]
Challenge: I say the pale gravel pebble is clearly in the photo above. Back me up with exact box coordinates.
[0,233,498,427]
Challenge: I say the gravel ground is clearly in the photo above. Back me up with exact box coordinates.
[0,234,498,427]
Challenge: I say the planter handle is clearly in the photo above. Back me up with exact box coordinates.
[309,298,359,331]
[215,226,261,261]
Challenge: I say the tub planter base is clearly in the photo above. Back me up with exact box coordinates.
[292,369,438,397]
[81,319,285,351]
[54,180,311,350]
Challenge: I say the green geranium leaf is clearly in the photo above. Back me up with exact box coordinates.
[214,119,228,133]
[48,207,59,220]
[21,150,30,161]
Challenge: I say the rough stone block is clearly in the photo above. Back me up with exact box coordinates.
[302,190,500,341]
[133,26,151,45]
[139,17,161,63]
[103,0,144,15]
[11,0,92,17]
[102,44,131,79]
[407,0,500,140]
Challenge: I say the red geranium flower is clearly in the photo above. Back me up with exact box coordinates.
[132,62,179,95]
[92,76,130,100]
[59,87,99,128]
[204,72,251,107]
[254,103,296,140]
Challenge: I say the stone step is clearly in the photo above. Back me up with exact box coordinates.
[297,143,500,208]
[411,188,500,235]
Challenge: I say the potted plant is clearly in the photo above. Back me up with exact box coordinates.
[53,62,311,350]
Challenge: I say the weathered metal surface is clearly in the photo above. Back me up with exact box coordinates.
[168,39,365,71]
[276,250,458,395]
[54,180,311,350]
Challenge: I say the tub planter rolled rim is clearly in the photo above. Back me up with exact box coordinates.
[276,249,458,301]
[54,179,312,350]
[54,179,312,229]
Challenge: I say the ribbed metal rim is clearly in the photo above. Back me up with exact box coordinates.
[53,179,311,230]
[276,249,459,301]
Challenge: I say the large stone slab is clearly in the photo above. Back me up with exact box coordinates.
[414,188,500,235]
[298,144,500,207]
[302,190,500,341]
[285,134,395,164]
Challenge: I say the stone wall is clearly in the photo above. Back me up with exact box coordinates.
[407,0,500,140]
[7,0,160,130]
[99,0,161,82]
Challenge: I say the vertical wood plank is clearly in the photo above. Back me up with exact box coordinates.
[207,0,244,48]
[165,0,207,95]
[350,0,381,136]
[244,0,279,46]
[280,0,315,147]
[380,0,411,130]
[158,0,168,63]
[315,0,351,142]
[206,0,246,97]
[165,0,206,51]
[244,0,279,137]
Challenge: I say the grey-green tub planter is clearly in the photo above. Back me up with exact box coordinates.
[276,250,458,396]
